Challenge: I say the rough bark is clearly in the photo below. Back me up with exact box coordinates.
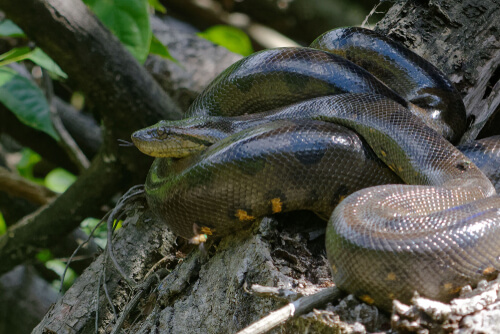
[392,276,500,333]
[374,0,500,143]
[32,207,178,334]
[29,1,500,334]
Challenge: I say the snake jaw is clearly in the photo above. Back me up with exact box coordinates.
[131,127,211,158]
[131,118,236,158]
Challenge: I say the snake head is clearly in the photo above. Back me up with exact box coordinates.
[131,118,228,158]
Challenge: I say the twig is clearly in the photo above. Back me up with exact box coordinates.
[41,68,90,172]
[0,166,57,205]
[96,271,102,334]
[361,0,390,28]
[59,212,108,293]
[244,283,302,303]
[103,268,118,321]
[236,287,342,334]
[99,251,120,332]
[144,255,175,280]
[110,268,169,334]
[106,185,145,288]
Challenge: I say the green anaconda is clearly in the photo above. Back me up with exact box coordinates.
[132,27,500,311]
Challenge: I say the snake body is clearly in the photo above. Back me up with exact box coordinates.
[134,28,500,311]
[311,27,467,142]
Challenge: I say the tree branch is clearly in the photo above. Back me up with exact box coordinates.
[375,0,500,142]
[0,154,124,275]
[0,166,56,205]
[0,0,184,274]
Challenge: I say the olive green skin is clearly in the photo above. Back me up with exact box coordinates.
[140,27,500,311]
[145,119,403,239]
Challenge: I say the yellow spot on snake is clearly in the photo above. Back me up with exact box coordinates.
[443,283,461,295]
[397,166,403,172]
[235,209,255,222]
[482,267,497,277]
[388,293,395,299]
[360,295,375,305]
[330,264,337,274]
[380,150,387,157]
[271,198,283,213]
[200,226,214,235]
[386,272,396,281]
[339,195,346,203]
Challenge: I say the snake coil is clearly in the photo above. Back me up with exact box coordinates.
[133,27,500,311]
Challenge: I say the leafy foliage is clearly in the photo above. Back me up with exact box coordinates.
[148,0,166,13]
[0,67,59,140]
[0,47,67,78]
[16,148,42,181]
[81,217,108,248]
[0,212,6,235]
[149,34,179,64]
[198,25,254,56]
[37,249,77,291]
[45,168,76,193]
[0,19,25,37]
[83,0,152,63]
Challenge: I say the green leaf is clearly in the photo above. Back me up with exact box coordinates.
[149,34,179,64]
[0,47,32,65]
[36,249,53,263]
[45,168,77,193]
[84,0,152,63]
[0,20,25,37]
[0,211,6,236]
[198,25,253,56]
[28,49,67,78]
[81,217,108,248]
[0,67,59,140]
[148,0,166,13]
[45,259,77,290]
[0,47,67,78]
[16,148,42,181]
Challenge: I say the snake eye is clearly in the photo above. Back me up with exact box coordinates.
[156,127,168,139]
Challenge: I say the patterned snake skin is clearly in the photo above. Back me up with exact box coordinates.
[133,27,500,311]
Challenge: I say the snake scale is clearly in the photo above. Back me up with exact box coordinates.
[132,27,500,311]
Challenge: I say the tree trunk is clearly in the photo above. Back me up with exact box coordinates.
[31,1,500,333]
